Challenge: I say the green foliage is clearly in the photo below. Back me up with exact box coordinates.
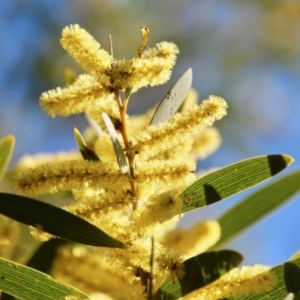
[180,154,293,213]
[0,193,124,248]
[154,250,243,299]
[0,23,299,300]
[0,256,88,300]
[214,169,300,248]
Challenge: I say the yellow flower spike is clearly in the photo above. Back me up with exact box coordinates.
[0,215,19,259]
[132,189,184,233]
[60,24,112,74]
[53,245,133,295]
[13,160,129,197]
[161,219,221,259]
[130,95,228,160]
[186,265,277,300]
[191,127,222,160]
[29,226,54,242]
[40,74,111,117]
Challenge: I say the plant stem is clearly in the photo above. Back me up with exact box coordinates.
[114,88,138,200]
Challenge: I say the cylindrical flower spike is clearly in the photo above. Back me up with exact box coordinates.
[129,96,228,160]
[60,24,113,74]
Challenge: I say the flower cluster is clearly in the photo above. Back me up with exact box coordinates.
[7,24,277,299]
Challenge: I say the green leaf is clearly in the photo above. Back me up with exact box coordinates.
[214,169,300,248]
[154,250,243,300]
[228,257,300,300]
[0,135,15,181]
[0,256,88,300]
[102,112,129,174]
[0,193,124,248]
[74,127,100,161]
[284,262,300,298]
[0,240,69,300]
[150,68,192,125]
[180,154,293,214]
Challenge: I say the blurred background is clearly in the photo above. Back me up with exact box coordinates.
[1,0,300,266]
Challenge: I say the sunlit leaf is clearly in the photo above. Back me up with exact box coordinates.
[284,262,300,299]
[102,112,129,174]
[0,193,123,248]
[0,240,68,300]
[74,127,100,161]
[0,256,88,300]
[214,169,300,248]
[150,68,192,125]
[154,250,243,300]
[0,135,15,181]
[180,154,293,214]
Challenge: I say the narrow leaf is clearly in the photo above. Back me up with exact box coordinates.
[154,250,243,299]
[150,68,192,125]
[102,112,129,174]
[284,262,300,298]
[0,193,123,248]
[74,127,100,161]
[84,112,104,137]
[180,154,293,214]
[0,135,15,181]
[214,169,300,248]
[230,257,300,300]
[0,240,68,300]
[0,256,88,300]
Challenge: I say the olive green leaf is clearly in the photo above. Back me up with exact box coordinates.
[0,256,89,300]
[180,154,293,214]
[154,250,243,299]
[0,193,123,248]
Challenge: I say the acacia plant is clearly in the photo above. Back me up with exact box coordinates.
[1,25,300,300]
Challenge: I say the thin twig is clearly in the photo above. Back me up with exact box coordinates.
[114,88,138,199]
[108,34,113,57]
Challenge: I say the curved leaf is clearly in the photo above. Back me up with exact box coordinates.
[0,135,15,181]
[0,193,123,248]
[74,127,100,161]
[150,68,192,125]
[154,250,243,299]
[214,169,300,248]
[0,256,88,300]
[180,154,293,214]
